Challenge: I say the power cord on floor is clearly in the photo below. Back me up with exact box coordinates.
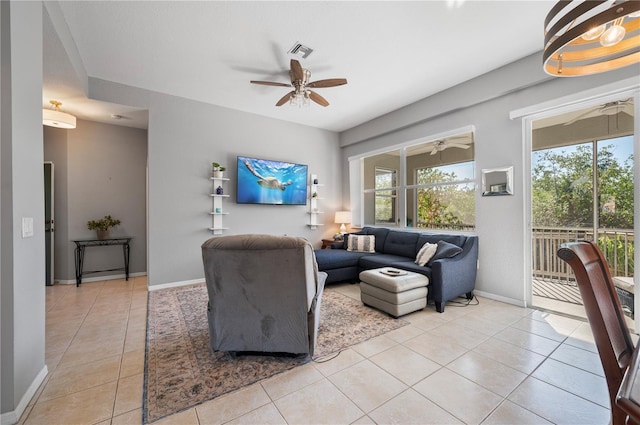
[428,294,480,309]
[312,350,342,363]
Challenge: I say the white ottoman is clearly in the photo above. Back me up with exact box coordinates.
[359,268,429,317]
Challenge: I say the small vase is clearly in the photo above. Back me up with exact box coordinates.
[216,186,224,195]
[96,229,110,240]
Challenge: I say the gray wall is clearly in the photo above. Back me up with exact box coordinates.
[89,81,342,287]
[341,53,638,304]
[44,119,148,282]
[1,1,46,419]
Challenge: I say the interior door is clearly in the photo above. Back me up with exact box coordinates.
[44,162,54,286]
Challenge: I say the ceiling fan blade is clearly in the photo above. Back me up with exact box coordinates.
[275,91,294,107]
[430,146,439,155]
[290,59,304,82]
[447,143,471,149]
[250,80,291,87]
[309,91,329,107]
[564,107,599,126]
[307,78,348,88]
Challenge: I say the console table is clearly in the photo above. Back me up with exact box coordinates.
[73,237,132,286]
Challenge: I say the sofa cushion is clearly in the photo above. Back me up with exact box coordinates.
[362,227,390,252]
[389,261,432,279]
[359,253,411,270]
[383,230,420,258]
[416,234,466,254]
[427,240,463,265]
[347,235,376,252]
[415,242,438,266]
[314,249,369,270]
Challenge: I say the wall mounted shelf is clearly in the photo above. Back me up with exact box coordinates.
[308,174,324,229]
[209,176,230,234]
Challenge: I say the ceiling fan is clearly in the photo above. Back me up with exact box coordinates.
[430,137,471,155]
[564,98,634,126]
[250,59,347,107]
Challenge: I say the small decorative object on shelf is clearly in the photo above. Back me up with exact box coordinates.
[212,162,226,179]
[313,178,319,185]
[216,186,224,195]
[87,215,121,239]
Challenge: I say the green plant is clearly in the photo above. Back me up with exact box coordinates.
[212,162,226,172]
[87,215,121,231]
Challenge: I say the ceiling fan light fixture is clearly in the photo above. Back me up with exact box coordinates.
[43,100,76,129]
[600,19,626,47]
[581,24,606,41]
[543,0,640,76]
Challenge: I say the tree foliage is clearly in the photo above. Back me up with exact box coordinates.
[416,167,475,228]
[532,141,633,229]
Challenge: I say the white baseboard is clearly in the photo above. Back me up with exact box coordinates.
[0,365,48,425]
[473,289,526,308]
[148,278,205,292]
[54,272,147,285]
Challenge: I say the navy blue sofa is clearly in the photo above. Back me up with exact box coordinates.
[314,227,478,313]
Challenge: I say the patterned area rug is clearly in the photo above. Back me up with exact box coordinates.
[144,283,408,423]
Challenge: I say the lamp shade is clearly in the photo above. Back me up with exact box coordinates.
[43,109,76,129]
[334,211,351,224]
[43,100,76,129]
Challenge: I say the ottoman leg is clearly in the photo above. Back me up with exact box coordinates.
[435,302,444,313]
[466,291,474,300]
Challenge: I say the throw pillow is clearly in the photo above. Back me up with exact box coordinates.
[427,240,463,266]
[347,235,376,253]
[415,242,438,266]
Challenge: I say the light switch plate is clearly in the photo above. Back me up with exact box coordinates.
[22,217,34,238]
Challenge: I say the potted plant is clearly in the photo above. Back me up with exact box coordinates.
[212,162,226,179]
[87,215,121,239]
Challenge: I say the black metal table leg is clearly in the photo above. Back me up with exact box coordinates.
[123,241,130,281]
[74,245,85,286]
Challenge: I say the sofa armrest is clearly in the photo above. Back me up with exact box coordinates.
[429,237,478,311]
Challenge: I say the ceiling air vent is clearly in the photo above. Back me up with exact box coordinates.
[287,42,313,59]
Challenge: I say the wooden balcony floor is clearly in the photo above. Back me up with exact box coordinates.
[532,278,583,305]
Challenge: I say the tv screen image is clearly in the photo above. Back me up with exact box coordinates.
[236,156,308,205]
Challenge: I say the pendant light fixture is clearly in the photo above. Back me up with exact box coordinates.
[543,0,640,76]
[43,100,76,129]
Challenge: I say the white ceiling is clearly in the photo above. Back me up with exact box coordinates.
[43,1,559,132]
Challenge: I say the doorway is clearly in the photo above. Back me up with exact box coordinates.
[529,98,635,323]
[44,161,54,286]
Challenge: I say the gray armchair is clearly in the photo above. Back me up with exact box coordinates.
[201,234,327,356]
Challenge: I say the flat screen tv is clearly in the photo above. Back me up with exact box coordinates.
[236,156,308,205]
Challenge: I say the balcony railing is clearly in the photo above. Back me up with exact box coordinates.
[532,226,635,282]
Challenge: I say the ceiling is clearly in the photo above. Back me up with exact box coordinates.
[43,1,560,132]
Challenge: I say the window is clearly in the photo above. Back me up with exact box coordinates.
[375,167,397,224]
[415,162,475,230]
[359,131,475,230]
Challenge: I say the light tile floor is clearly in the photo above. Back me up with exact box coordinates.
[19,278,624,425]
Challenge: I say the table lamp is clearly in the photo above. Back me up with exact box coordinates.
[334,211,351,235]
